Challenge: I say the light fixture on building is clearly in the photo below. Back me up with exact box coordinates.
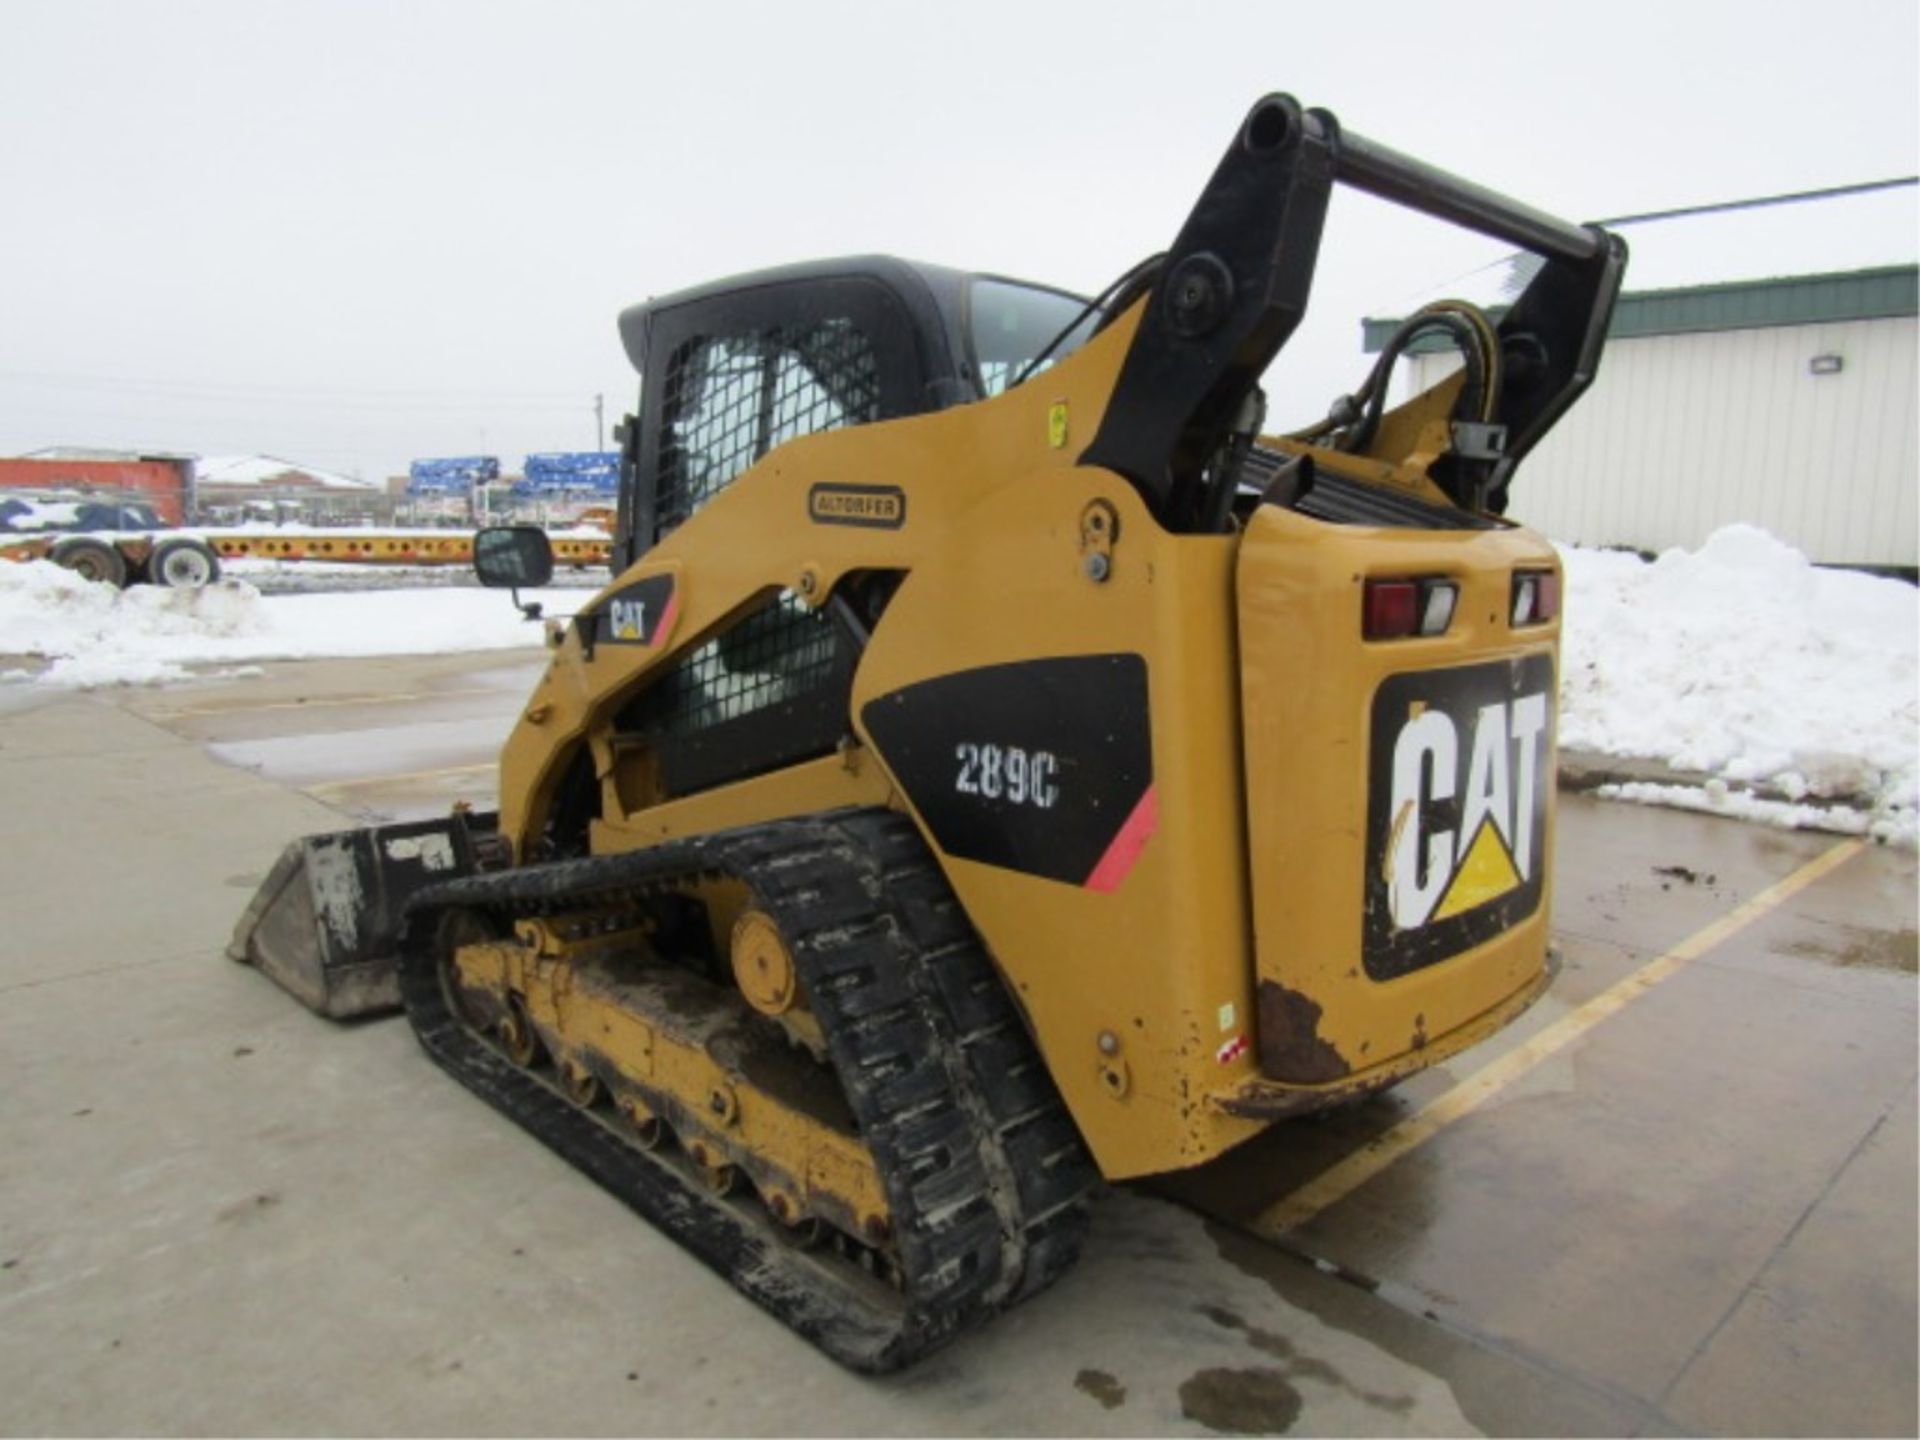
[1808,353,1845,376]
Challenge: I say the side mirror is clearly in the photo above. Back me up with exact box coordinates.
[473,525,553,620]
[474,525,554,588]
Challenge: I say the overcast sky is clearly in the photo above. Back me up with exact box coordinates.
[3,0,1915,482]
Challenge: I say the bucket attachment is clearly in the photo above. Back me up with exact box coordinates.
[228,811,500,1019]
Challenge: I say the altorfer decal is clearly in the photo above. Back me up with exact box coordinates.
[808,483,906,529]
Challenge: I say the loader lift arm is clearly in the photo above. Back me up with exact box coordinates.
[1081,93,1627,526]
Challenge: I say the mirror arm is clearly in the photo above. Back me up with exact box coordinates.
[509,586,543,622]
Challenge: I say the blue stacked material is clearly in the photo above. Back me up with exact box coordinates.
[407,456,501,495]
[514,451,620,497]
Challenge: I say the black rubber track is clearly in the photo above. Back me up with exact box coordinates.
[395,807,1098,1372]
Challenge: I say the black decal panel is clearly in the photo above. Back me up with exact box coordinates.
[588,573,678,648]
[1364,653,1556,980]
[809,483,906,529]
[861,655,1151,885]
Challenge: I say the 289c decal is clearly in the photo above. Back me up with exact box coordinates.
[954,742,1059,808]
[860,654,1151,887]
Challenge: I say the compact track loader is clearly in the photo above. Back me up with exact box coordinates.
[232,93,1625,1369]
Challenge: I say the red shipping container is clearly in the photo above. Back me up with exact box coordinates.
[0,458,190,526]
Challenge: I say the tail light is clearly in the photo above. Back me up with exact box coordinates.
[1364,578,1458,640]
[1512,569,1561,626]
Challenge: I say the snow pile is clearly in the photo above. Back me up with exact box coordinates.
[0,559,560,686]
[1559,525,1917,845]
[1595,781,1896,839]
[0,560,270,685]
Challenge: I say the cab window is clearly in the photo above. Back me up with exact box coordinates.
[968,278,1096,397]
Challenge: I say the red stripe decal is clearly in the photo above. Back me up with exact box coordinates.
[1084,785,1159,893]
[651,591,680,647]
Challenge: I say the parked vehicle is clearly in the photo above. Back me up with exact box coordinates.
[0,489,222,588]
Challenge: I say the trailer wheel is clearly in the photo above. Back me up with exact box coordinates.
[149,536,222,590]
[50,536,129,588]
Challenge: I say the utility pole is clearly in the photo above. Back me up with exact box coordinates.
[594,393,605,452]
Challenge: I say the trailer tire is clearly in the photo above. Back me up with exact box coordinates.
[51,536,129,588]
[149,536,222,590]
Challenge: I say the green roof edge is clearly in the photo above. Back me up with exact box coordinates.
[1361,264,1920,353]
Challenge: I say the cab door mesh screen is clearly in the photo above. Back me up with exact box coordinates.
[615,592,853,798]
[619,593,841,741]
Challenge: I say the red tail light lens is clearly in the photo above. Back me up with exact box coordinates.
[1536,569,1561,621]
[1364,578,1457,640]
[1364,580,1419,638]
[1512,568,1560,626]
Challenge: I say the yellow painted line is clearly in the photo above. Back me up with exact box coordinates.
[303,761,496,801]
[1253,836,1866,1237]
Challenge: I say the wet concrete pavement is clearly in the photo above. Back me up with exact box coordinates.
[1160,805,1917,1436]
[125,651,541,821]
[1,648,1913,1435]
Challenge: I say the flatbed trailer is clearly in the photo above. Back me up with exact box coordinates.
[0,527,612,589]
[202,530,611,567]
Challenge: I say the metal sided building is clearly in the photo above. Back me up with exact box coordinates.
[1365,183,1919,568]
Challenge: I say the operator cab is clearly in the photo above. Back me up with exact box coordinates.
[610,257,1095,567]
